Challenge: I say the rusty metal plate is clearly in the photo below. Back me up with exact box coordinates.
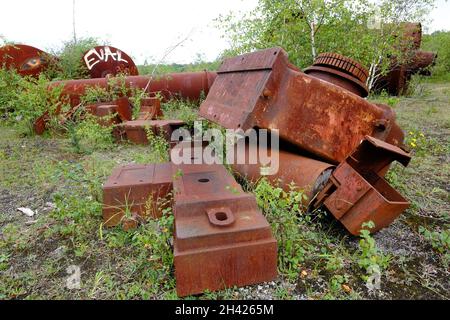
[123,119,185,145]
[83,46,139,78]
[172,163,277,297]
[199,47,404,164]
[102,163,173,228]
[316,136,412,235]
[0,44,54,77]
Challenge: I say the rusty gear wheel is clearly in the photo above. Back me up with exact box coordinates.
[313,53,369,84]
[304,53,369,97]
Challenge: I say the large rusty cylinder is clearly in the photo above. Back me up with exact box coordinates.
[409,50,438,74]
[400,22,422,51]
[0,44,56,77]
[304,52,370,97]
[199,47,406,164]
[230,141,335,202]
[312,136,412,235]
[172,163,277,297]
[83,46,139,78]
[49,71,218,106]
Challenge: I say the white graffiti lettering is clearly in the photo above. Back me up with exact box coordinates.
[84,46,129,70]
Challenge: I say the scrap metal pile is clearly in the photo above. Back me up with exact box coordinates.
[100,47,412,296]
[2,39,422,296]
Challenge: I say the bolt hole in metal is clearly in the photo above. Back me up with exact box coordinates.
[198,178,210,183]
[207,208,235,227]
[215,212,228,221]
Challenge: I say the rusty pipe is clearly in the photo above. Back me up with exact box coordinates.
[231,142,335,202]
[49,71,217,105]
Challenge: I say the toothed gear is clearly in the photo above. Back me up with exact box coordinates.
[313,53,369,85]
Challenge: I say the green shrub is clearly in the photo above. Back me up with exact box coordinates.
[49,37,101,80]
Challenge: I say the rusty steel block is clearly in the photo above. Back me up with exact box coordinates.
[304,52,369,97]
[0,44,55,77]
[102,163,173,228]
[172,163,277,297]
[139,97,163,120]
[231,141,335,201]
[313,136,411,235]
[123,119,185,145]
[95,104,120,127]
[83,46,139,78]
[200,47,405,164]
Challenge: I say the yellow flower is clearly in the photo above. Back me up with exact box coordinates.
[411,142,417,148]
[420,133,425,138]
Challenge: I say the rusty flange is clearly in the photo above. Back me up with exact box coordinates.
[0,44,54,77]
[304,52,369,97]
[83,46,139,78]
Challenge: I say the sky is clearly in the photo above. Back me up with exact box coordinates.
[0,0,449,65]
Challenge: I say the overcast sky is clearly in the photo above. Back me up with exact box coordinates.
[0,0,449,64]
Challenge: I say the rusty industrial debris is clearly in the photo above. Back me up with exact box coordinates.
[373,23,437,95]
[172,163,277,297]
[0,44,56,77]
[1,36,418,295]
[94,46,414,296]
[304,52,369,97]
[103,163,173,230]
[83,45,139,78]
[200,47,405,164]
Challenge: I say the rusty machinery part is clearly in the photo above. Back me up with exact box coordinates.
[0,44,55,77]
[400,22,422,50]
[312,136,412,235]
[230,140,335,201]
[102,163,173,230]
[304,52,369,97]
[121,119,186,145]
[410,50,437,74]
[83,46,139,78]
[35,72,215,135]
[200,47,405,164]
[49,71,217,107]
[172,163,277,297]
[139,97,163,120]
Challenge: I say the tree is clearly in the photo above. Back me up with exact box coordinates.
[423,31,450,77]
[216,0,436,92]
